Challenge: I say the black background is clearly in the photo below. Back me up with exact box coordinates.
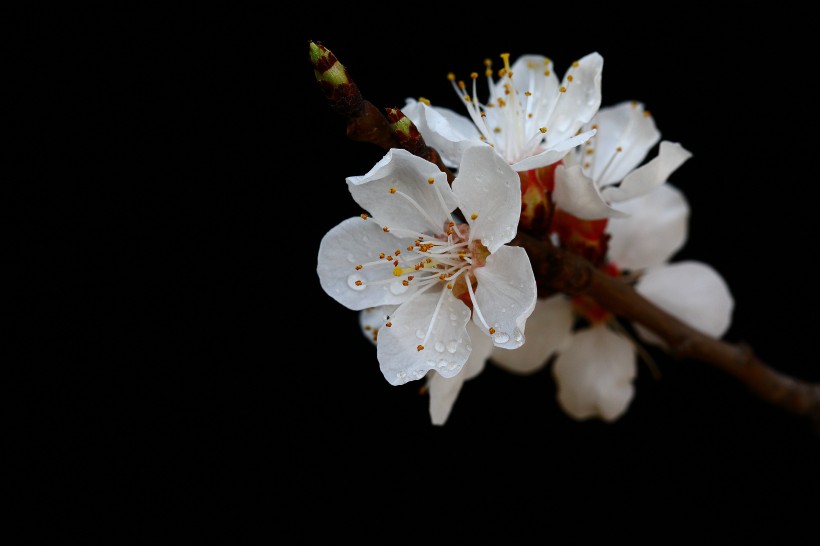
[27,5,820,540]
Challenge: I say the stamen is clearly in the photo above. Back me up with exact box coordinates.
[465,272,491,332]
[420,283,450,347]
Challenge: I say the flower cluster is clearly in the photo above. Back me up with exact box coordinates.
[315,47,733,425]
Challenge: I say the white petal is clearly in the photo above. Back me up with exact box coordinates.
[546,52,603,141]
[509,54,559,105]
[634,261,734,346]
[401,99,482,169]
[491,295,574,374]
[602,141,692,203]
[358,305,398,345]
[606,184,689,270]
[511,129,596,172]
[452,145,521,252]
[552,325,636,422]
[589,100,661,186]
[346,148,458,235]
[317,217,419,310]
[377,289,472,386]
[473,245,538,350]
[553,163,628,220]
[427,321,491,425]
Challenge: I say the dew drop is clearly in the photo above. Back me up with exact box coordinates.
[434,341,445,353]
[347,274,366,291]
[389,281,409,295]
[492,331,511,344]
[346,253,356,264]
[513,329,523,343]
[446,340,458,354]
[449,313,458,321]
[415,329,425,339]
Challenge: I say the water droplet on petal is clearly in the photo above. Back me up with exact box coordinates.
[347,274,366,291]
[415,329,425,339]
[492,331,511,344]
[446,340,458,354]
[389,281,409,295]
[449,313,457,321]
[434,341,445,352]
[346,253,356,264]
[513,329,523,343]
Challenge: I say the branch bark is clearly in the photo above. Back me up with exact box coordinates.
[513,231,820,426]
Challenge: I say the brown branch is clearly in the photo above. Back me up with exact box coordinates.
[514,231,820,427]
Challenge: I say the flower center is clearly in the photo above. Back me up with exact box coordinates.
[347,180,494,350]
[448,53,577,165]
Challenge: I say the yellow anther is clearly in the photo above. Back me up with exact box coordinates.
[544,69,551,76]
[484,58,492,67]
[463,94,472,102]
[471,72,478,79]
[385,322,392,328]
[355,265,363,270]
[489,327,496,334]
[395,249,401,255]
[427,177,435,184]
[567,75,574,82]
[439,273,446,280]
[584,162,591,169]
[500,52,511,72]
[539,127,547,134]
[402,280,409,286]
[393,260,398,266]
[527,113,533,118]
[458,80,466,90]
[493,127,502,133]
[471,213,478,220]
[572,60,580,67]
[419,97,431,105]
[498,68,507,78]
[355,280,363,286]
[643,110,651,117]
[447,283,453,289]
[407,245,414,251]
[447,72,456,81]
[586,149,595,155]
[544,57,551,65]
[525,91,532,97]
[485,68,493,77]
[426,258,432,263]
[559,86,567,93]
[417,345,424,352]
[407,276,414,281]
[383,227,390,232]
[497,98,506,107]
[448,221,455,227]
[389,187,397,194]
[379,253,385,259]
[360,213,369,220]
[616,146,623,152]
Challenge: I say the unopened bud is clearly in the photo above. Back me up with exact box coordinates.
[309,40,363,117]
